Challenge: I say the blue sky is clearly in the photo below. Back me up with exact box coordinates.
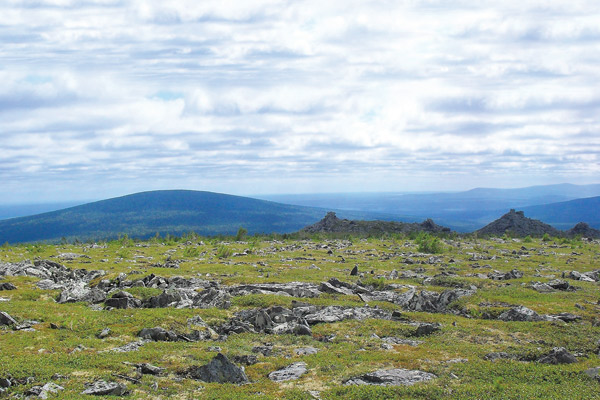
[1,0,599,203]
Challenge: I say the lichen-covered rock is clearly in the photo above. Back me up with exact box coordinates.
[498,306,546,322]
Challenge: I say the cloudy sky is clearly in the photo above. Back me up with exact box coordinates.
[2,0,599,203]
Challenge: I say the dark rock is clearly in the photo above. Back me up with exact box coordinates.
[105,291,142,309]
[537,347,577,364]
[0,377,11,388]
[0,311,17,326]
[345,368,437,386]
[183,353,248,384]
[138,327,178,342]
[414,322,441,336]
[145,289,183,308]
[81,380,128,396]
[268,362,307,382]
[350,266,358,276]
[0,282,16,291]
[547,279,570,290]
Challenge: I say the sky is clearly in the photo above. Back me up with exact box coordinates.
[1,0,600,203]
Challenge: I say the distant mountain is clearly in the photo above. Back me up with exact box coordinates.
[476,209,562,237]
[520,196,600,230]
[258,183,600,231]
[0,190,396,244]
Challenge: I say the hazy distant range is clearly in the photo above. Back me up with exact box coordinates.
[258,183,600,231]
[0,184,598,243]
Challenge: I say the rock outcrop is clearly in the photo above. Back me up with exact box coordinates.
[301,212,451,235]
[476,209,561,238]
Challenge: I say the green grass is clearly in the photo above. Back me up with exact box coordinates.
[1,235,599,399]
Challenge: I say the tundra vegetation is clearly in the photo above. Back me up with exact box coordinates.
[0,232,599,399]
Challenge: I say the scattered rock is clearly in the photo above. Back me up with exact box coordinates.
[81,380,128,396]
[138,327,179,342]
[414,322,441,337]
[345,368,437,386]
[268,362,308,382]
[489,269,523,280]
[584,366,600,382]
[0,282,16,291]
[498,306,546,322]
[138,363,165,376]
[183,353,248,384]
[25,382,64,399]
[57,282,106,304]
[96,327,111,339]
[294,347,319,356]
[537,347,577,364]
[483,352,518,361]
[232,355,258,365]
[381,337,423,347]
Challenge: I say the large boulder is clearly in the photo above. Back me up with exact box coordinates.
[183,353,248,384]
[345,368,437,386]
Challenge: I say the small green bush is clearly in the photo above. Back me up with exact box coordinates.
[236,227,248,241]
[415,232,444,254]
[183,246,200,258]
[217,245,232,258]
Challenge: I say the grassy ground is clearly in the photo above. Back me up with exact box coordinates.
[1,235,599,399]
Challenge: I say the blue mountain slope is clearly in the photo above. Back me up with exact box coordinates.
[0,190,401,244]
[520,196,600,230]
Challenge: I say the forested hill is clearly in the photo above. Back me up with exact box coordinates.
[0,190,375,244]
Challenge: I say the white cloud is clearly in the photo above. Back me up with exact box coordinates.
[0,0,599,202]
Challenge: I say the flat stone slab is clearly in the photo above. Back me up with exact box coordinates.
[268,362,308,382]
[345,368,437,386]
